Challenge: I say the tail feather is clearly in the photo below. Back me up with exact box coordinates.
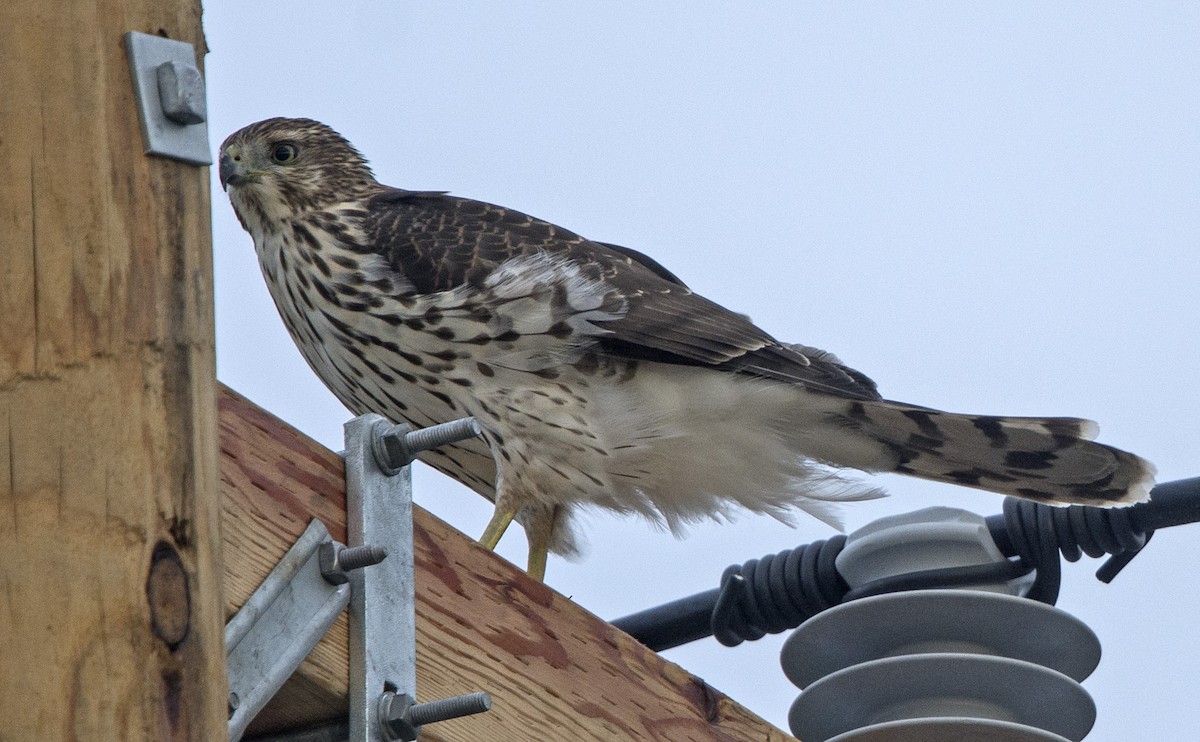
[844,399,1155,507]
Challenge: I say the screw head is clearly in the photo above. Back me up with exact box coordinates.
[156,60,206,124]
[318,542,348,585]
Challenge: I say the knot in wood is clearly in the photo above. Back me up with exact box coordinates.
[146,541,191,650]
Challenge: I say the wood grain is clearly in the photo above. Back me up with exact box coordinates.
[0,1,225,739]
[219,386,796,741]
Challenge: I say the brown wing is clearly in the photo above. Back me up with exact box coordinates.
[364,189,881,400]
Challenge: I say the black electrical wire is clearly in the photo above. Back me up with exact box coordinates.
[709,536,848,647]
[1000,498,1152,603]
[611,476,1200,652]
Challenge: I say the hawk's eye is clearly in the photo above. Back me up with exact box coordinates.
[270,143,298,164]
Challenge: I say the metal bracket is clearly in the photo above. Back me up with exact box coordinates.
[124,31,212,165]
[345,414,491,742]
[226,520,354,741]
[345,413,418,742]
[233,416,490,742]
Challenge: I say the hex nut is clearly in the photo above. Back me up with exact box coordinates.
[318,542,349,585]
[378,691,418,742]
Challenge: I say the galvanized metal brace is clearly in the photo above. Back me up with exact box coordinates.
[346,414,492,742]
[226,519,354,741]
[226,415,491,742]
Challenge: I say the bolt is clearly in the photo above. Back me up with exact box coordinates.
[228,691,240,717]
[319,542,388,585]
[378,692,418,742]
[378,690,492,741]
[404,418,482,457]
[371,417,481,474]
[155,60,206,124]
[338,544,389,571]
[371,420,415,475]
[409,691,492,726]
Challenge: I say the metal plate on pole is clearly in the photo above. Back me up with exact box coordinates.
[124,31,212,164]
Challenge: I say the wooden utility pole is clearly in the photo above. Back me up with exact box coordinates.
[0,2,225,740]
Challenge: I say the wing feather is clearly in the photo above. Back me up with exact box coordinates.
[363,189,880,400]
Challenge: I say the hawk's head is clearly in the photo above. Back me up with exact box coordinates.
[219,118,377,232]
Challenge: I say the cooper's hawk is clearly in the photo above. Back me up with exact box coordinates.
[219,117,1154,580]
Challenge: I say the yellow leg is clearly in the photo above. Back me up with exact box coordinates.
[478,506,517,551]
[524,505,558,582]
[526,542,549,582]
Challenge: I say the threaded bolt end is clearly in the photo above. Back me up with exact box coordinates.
[338,544,388,571]
[408,691,492,727]
[403,418,482,456]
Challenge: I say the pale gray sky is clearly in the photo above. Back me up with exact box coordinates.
[204,3,1199,739]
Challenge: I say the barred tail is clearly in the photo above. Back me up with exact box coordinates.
[843,399,1156,507]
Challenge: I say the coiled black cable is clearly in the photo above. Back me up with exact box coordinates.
[711,535,848,647]
[613,478,1198,652]
[691,499,1153,646]
[999,497,1151,604]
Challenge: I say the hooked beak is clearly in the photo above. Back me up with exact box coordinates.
[218,148,242,191]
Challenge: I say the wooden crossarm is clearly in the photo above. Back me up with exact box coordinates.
[218,384,796,741]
